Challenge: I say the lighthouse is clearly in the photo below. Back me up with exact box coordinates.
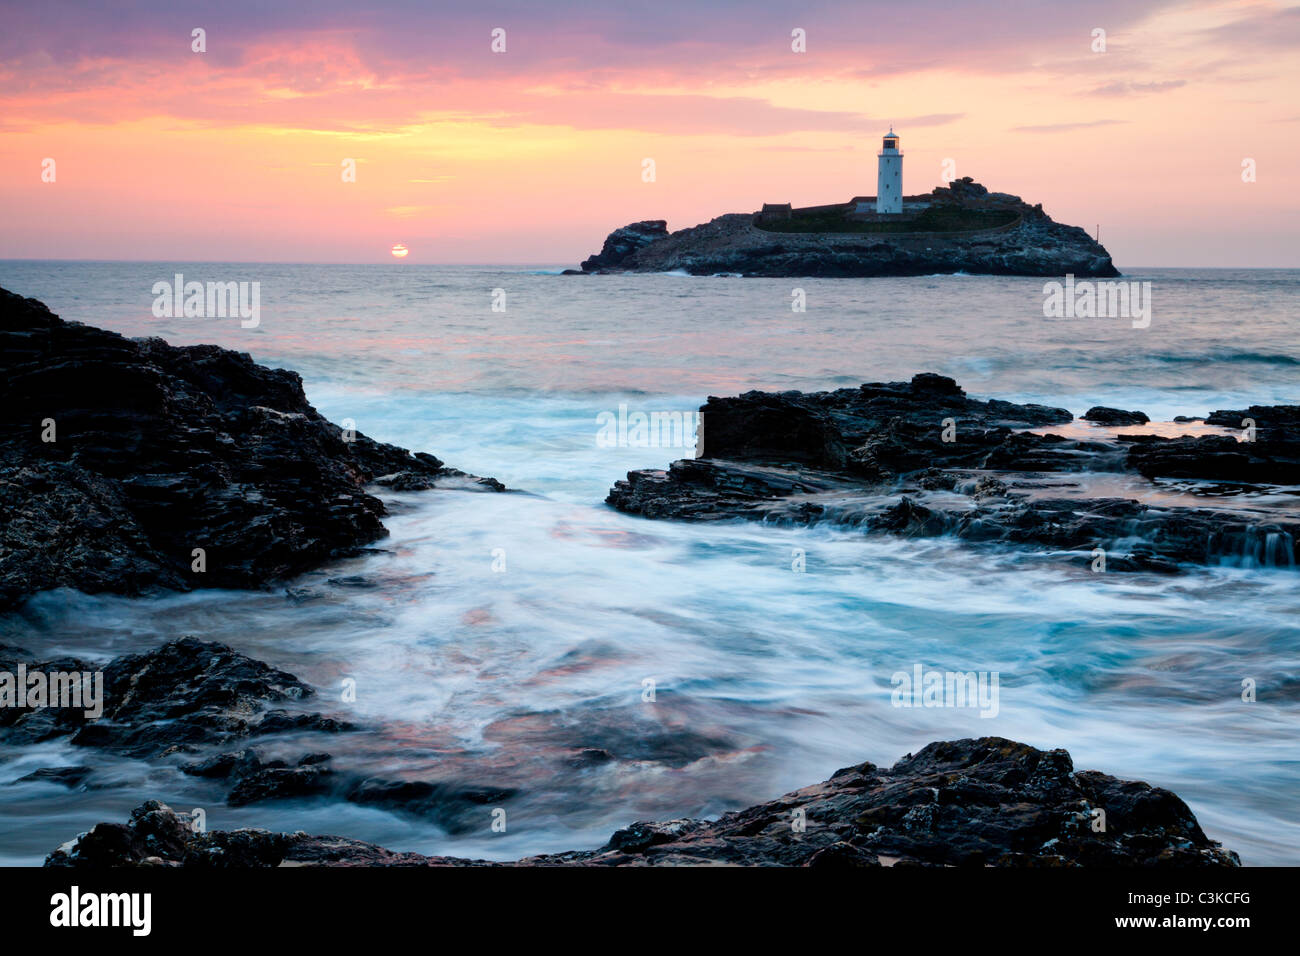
[876,127,903,215]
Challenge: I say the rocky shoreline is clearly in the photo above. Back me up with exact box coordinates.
[0,287,502,609]
[5,636,1236,866]
[44,735,1238,867]
[607,373,1300,572]
[574,179,1119,277]
[0,289,1266,869]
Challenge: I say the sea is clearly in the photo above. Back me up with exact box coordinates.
[0,262,1297,865]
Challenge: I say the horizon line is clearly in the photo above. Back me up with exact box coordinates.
[2,258,1298,271]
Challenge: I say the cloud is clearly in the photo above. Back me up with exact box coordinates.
[1087,79,1186,96]
[385,205,437,218]
[1196,5,1300,50]
[1012,119,1127,133]
[0,0,1185,79]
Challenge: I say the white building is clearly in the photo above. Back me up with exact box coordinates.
[876,127,903,214]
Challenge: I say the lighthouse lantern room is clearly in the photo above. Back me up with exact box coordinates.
[876,128,903,215]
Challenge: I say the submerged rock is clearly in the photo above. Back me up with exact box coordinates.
[13,766,95,789]
[183,746,518,830]
[606,373,1300,571]
[0,637,352,759]
[5,636,520,825]
[45,738,1239,867]
[0,287,503,609]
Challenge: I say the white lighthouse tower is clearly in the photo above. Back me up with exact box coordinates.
[876,127,903,214]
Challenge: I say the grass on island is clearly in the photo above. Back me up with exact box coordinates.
[756,204,1020,234]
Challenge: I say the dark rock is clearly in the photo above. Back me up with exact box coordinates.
[179,744,515,827]
[1127,434,1300,485]
[345,779,517,833]
[13,766,94,789]
[371,471,439,491]
[250,711,354,736]
[181,749,263,780]
[227,760,337,807]
[3,637,516,823]
[697,374,1070,471]
[579,220,669,272]
[0,287,503,609]
[0,637,352,759]
[1082,406,1150,426]
[45,738,1239,867]
[47,800,195,867]
[1205,404,1300,431]
[606,374,1300,571]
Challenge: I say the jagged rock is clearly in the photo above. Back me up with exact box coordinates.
[45,738,1240,867]
[0,287,503,609]
[579,220,669,272]
[606,374,1300,571]
[0,637,353,759]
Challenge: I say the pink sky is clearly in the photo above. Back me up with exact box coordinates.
[1,0,1297,266]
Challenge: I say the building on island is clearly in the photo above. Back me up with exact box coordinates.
[759,202,793,222]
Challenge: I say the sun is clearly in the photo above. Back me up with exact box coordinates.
[390,243,409,259]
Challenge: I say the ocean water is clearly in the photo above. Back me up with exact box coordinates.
[1,262,1297,866]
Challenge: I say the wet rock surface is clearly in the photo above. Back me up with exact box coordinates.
[46,738,1239,867]
[0,287,503,609]
[606,373,1300,571]
[181,747,518,832]
[0,638,350,759]
[577,182,1117,277]
[3,637,517,827]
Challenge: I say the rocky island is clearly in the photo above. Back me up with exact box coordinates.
[575,178,1119,278]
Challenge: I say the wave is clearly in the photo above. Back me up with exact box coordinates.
[1148,351,1300,367]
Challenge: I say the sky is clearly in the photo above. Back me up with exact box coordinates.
[1,0,1297,267]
